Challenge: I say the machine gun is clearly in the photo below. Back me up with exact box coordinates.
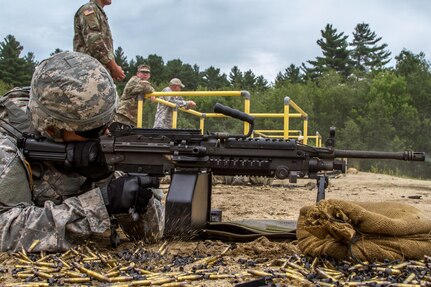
[20,103,426,237]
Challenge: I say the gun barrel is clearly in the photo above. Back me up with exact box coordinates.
[334,150,425,161]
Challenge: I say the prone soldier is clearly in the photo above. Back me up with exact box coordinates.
[0,51,163,252]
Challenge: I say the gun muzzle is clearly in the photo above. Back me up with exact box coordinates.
[334,150,425,161]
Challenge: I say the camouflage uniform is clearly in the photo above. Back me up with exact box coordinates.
[116,76,155,126]
[0,52,164,252]
[73,0,114,66]
[0,141,110,252]
[153,87,189,129]
[0,52,115,252]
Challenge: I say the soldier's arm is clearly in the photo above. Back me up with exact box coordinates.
[134,80,156,95]
[106,60,125,81]
[76,8,114,65]
[165,95,189,107]
[0,189,110,252]
[0,134,110,252]
[169,96,196,109]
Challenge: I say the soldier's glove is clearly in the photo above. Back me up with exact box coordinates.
[66,140,112,181]
[103,175,159,215]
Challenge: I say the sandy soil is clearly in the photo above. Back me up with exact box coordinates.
[212,172,431,222]
[1,172,430,286]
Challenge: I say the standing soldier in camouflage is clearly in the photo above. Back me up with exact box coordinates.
[0,51,163,252]
[116,64,155,126]
[73,0,125,81]
[152,78,196,129]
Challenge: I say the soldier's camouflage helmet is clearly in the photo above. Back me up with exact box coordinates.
[30,51,117,140]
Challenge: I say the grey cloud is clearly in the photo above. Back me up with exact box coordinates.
[0,0,430,82]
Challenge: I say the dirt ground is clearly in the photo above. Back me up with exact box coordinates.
[1,171,430,286]
[212,171,431,222]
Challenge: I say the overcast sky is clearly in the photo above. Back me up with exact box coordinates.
[1,0,430,83]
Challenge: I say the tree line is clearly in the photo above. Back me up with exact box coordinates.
[1,23,430,177]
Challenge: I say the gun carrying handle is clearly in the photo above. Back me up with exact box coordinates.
[214,103,255,125]
[213,103,255,138]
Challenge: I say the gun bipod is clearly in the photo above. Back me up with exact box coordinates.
[316,175,329,202]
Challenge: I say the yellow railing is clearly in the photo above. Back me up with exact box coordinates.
[146,91,251,133]
[138,91,321,146]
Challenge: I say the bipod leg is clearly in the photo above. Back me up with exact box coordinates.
[316,175,329,203]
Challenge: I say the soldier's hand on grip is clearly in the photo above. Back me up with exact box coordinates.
[103,175,159,215]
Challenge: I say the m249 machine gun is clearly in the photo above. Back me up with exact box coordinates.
[21,103,426,237]
[99,103,425,237]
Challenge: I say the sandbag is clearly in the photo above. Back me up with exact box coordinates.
[297,199,431,261]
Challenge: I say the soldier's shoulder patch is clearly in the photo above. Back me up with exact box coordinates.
[83,8,95,16]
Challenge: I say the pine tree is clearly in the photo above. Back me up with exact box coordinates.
[177,63,200,90]
[200,66,229,90]
[128,55,146,77]
[0,35,33,87]
[229,66,243,89]
[146,54,164,85]
[164,59,184,81]
[394,49,431,152]
[254,75,269,91]
[190,64,201,90]
[274,71,285,87]
[350,23,391,72]
[242,70,256,91]
[114,46,129,76]
[112,47,129,94]
[303,24,352,79]
[22,52,38,86]
[285,64,303,83]
[275,64,303,86]
[159,59,199,90]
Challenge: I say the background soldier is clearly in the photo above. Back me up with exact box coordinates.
[152,78,196,129]
[0,51,163,252]
[116,64,155,126]
[73,0,125,81]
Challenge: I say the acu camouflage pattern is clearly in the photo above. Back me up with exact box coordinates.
[73,0,114,65]
[0,87,31,134]
[0,51,114,252]
[0,87,33,209]
[0,52,162,251]
[115,75,155,126]
[30,51,117,141]
[0,114,110,252]
[153,87,189,129]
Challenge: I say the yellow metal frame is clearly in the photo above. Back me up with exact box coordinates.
[136,91,321,146]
